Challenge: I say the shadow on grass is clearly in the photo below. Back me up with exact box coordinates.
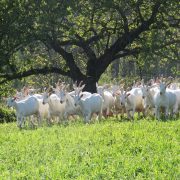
[14,113,180,131]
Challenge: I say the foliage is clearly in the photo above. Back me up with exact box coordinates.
[0,119,179,179]
[0,105,16,123]
[0,0,179,92]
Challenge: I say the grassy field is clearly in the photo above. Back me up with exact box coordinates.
[0,118,179,179]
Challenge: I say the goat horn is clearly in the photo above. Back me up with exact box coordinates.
[165,82,171,88]
[78,81,84,88]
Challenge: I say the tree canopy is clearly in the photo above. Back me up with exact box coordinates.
[0,0,179,92]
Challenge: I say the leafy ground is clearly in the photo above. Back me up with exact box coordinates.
[0,118,179,179]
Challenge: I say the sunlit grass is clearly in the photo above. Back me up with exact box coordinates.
[0,118,179,179]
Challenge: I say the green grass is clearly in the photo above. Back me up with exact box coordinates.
[0,118,179,179]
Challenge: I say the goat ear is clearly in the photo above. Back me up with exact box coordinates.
[73,84,76,90]
[80,94,83,98]
[44,87,47,92]
[73,81,77,89]
[126,93,131,97]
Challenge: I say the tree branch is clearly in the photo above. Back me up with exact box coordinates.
[136,0,144,22]
[106,38,178,62]
[75,34,97,60]
[84,28,106,44]
[47,38,85,79]
[112,48,141,60]
[103,1,162,60]
[45,27,106,50]
[96,1,163,79]
[118,7,129,33]
[0,67,70,84]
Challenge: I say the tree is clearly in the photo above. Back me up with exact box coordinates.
[0,0,179,92]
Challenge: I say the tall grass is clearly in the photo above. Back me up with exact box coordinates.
[0,119,179,179]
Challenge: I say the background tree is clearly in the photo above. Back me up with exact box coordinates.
[0,0,179,93]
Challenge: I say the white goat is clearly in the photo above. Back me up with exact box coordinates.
[120,88,145,119]
[96,84,115,117]
[74,86,103,123]
[58,88,80,119]
[141,85,159,116]
[58,84,91,119]
[111,87,126,118]
[154,82,176,120]
[42,92,66,123]
[166,88,180,116]
[32,94,50,124]
[7,96,40,128]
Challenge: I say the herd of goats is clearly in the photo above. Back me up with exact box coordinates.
[6,77,180,128]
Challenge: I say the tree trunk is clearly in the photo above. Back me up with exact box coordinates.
[70,75,97,93]
[111,60,119,79]
[81,76,97,93]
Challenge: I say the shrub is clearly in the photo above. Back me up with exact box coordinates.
[0,105,16,123]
